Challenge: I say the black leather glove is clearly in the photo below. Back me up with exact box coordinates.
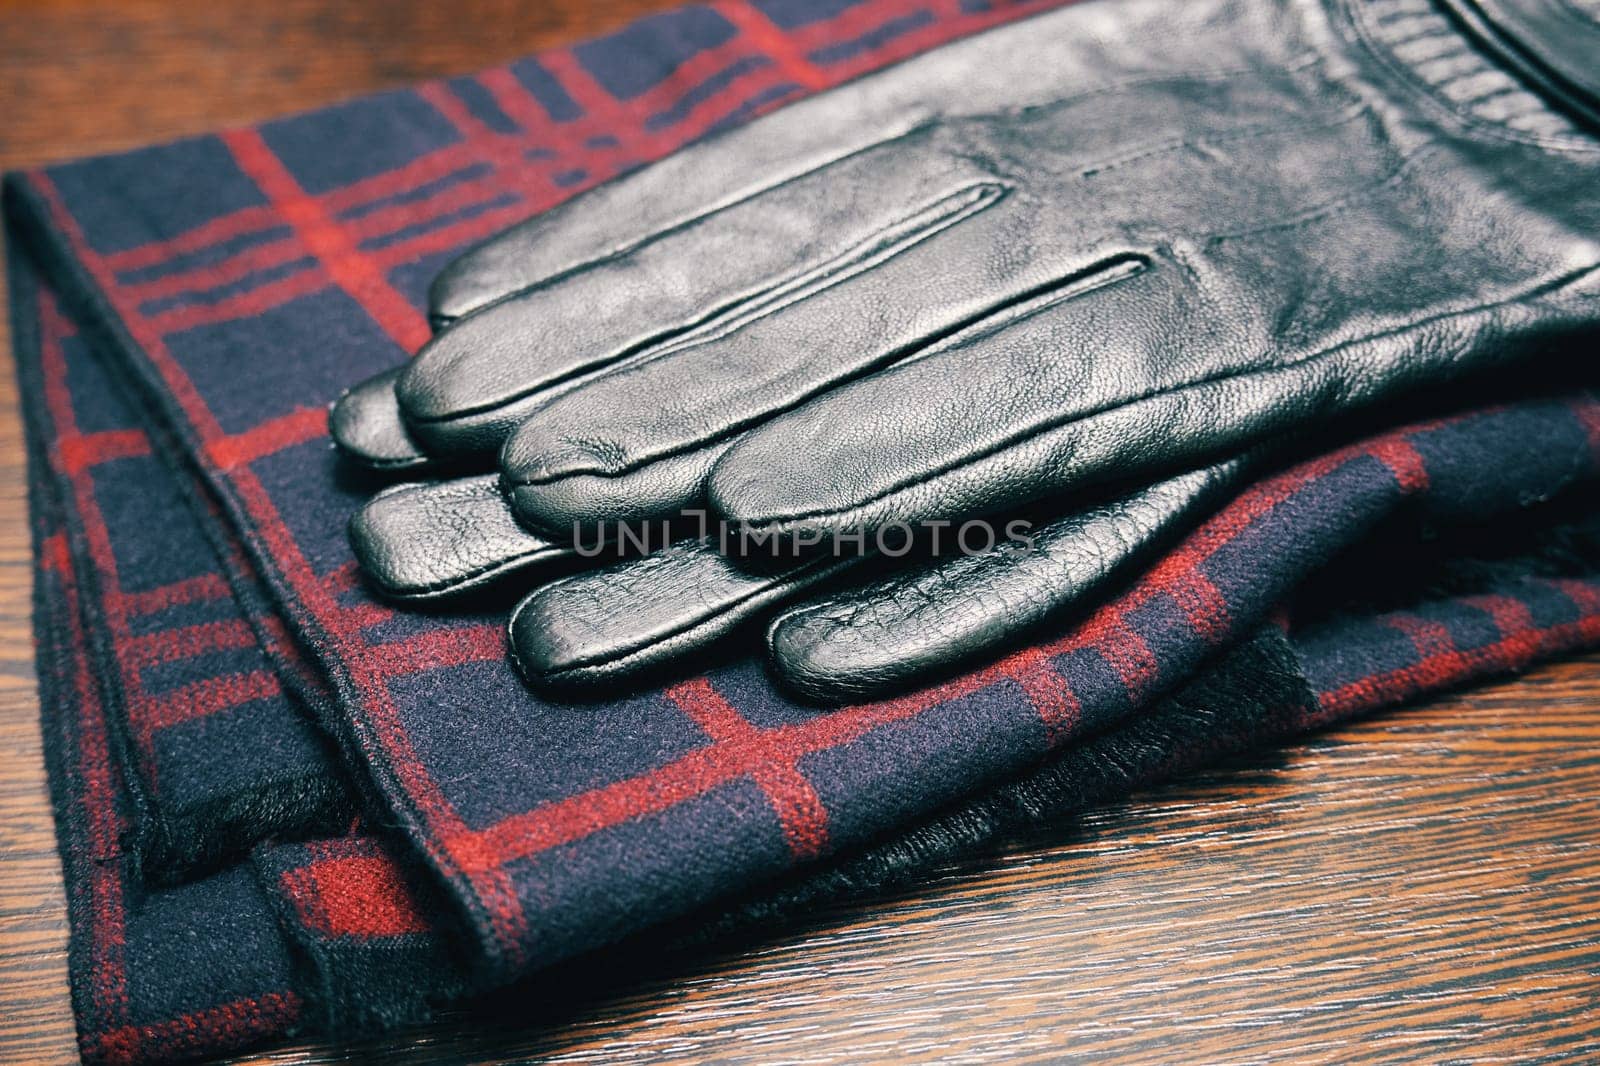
[335,0,1600,699]
[336,0,1600,548]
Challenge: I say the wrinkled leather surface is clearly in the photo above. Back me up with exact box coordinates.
[509,540,857,691]
[335,0,1600,544]
[334,0,1600,698]
[329,366,432,473]
[768,457,1252,701]
[508,455,1250,696]
[349,475,572,600]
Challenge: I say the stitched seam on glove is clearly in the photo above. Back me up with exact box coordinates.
[428,55,1327,328]
[406,179,1008,430]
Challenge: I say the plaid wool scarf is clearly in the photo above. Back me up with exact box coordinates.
[5,1,1599,1062]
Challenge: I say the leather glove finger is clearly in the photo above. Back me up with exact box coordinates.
[349,475,575,600]
[509,455,1250,697]
[508,539,860,693]
[329,366,434,475]
[766,455,1253,702]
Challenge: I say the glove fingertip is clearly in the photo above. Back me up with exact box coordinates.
[349,476,570,601]
[329,366,433,473]
[347,483,431,597]
[706,436,806,532]
[427,240,507,327]
[506,579,680,695]
[506,586,566,684]
[767,606,884,705]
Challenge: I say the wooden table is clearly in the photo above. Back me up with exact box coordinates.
[2,2,1598,1062]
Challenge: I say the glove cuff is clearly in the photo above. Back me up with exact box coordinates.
[1350,0,1600,139]
[1437,0,1600,128]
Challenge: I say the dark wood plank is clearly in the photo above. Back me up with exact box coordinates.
[1,2,1597,1062]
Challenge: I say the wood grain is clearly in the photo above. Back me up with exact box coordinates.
[1,2,1598,1062]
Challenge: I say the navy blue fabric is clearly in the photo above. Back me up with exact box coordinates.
[14,257,349,883]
